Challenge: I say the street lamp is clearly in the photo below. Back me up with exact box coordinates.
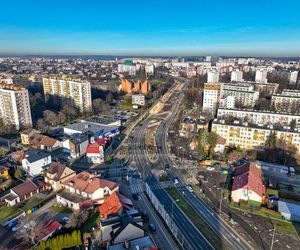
[270,224,277,250]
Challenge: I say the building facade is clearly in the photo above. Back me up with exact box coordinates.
[42,77,92,113]
[212,119,300,152]
[0,83,32,130]
[272,89,300,113]
[202,83,222,114]
[207,70,219,83]
[217,108,300,126]
[231,70,243,82]
[255,69,268,83]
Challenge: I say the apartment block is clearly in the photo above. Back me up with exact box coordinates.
[118,64,136,76]
[271,89,300,113]
[255,69,268,83]
[231,70,243,82]
[212,119,300,152]
[42,77,92,113]
[207,70,219,83]
[202,83,222,114]
[222,83,259,108]
[0,83,32,130]
[217,108,300,126]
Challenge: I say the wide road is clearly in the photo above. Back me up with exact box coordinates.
[129,81,214,250]
[154,84,253,250]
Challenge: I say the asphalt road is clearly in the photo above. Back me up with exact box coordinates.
[153,83,253,250]
[129,82,215,250]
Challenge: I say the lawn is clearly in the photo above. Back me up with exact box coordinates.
[0,205,22,222]
[52,204,72,214]
[166,188,227,250]
[271,219,300,238]
[20,197,43,211]
[81,212,100,233]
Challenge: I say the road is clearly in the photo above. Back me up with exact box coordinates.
[154,83,253,250]
[128,81,214,250]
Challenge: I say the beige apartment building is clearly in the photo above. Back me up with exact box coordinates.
[212,119,300,152]
[42,77,92,113]
[0,83,32,130]
[272,89,300,113]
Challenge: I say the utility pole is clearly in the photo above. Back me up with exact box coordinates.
[219,188,223,214]
[270,224,276,250]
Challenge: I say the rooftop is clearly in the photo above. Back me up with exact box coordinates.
[25,150,51,163]
[108,236,157,250]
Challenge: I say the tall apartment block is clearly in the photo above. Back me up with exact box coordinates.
[231,70,243,82]
[202,83,222,114]
[255,69,268,83]
[0,83,32,130]
[42,77,92,113]
[207,70,220,83]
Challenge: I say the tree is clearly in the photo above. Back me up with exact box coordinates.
[0,118,6,135]
[106,92,114,104]
[267,131,277,148]
[0,147,8,157]
[14,168,23,180]
[92,98,105,114]
[227,150,243,163]
[254,98,271,111]
[62,104,79,121]
[43,110,58,126]
[36,118,47,131]
[57,112,66,124]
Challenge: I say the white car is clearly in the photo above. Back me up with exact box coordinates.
[186,185,193,193]
[173,178,179,185]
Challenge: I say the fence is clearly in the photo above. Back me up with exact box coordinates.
[145,183,195,250]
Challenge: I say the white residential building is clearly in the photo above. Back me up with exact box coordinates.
[132,94,145,106]
[202,83,222,114]
[289,71,299,85]
[22,151,52,176]
[220,96,235,109]
[0,83,32,130]
[231,70,243,82]
[118,64,136,76]
[207,70,219,83]
[217,108,300,126]
[255,69,268,83]
[42,77,92,113]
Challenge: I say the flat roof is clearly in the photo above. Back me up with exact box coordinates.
[108,236,156,250]
[64,121,119,134]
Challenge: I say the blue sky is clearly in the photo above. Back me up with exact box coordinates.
[0,0,300,56]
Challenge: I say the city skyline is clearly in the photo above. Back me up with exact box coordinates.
[1,0,300,56]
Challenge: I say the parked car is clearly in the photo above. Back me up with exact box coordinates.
[148,223,157,233]
[186,185,193,193]
[173,178,179,185]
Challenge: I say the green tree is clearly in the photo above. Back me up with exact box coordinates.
[0,147,8,157]
[267,131,277,148]
[14,168,23,180]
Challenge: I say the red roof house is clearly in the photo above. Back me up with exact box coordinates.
[56,171,119,210]
[99,192,123,219]
[86,137,111,164]
[231,163,265,203]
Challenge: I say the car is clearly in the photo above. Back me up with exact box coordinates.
[148,223,157,233]
[141,211,149,223]
[132,193,139,200]
[186,185,193,193]
[173,178,179,185]
[164,164,170,170]
[6,220,17,230]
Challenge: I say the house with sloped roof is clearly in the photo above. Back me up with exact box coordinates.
[86,137,112,164]
[231,162,266,203]
[98,210,144,245]
[45,162,76,191]
[99,192,123,219]
[30,133,62,152]
[20,128,40,145]
[4,179,46,206]
[56,171,119,210]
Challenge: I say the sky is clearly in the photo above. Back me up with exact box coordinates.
[0,0,300,56]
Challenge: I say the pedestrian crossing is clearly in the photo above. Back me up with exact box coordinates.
[130,177,144,194]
